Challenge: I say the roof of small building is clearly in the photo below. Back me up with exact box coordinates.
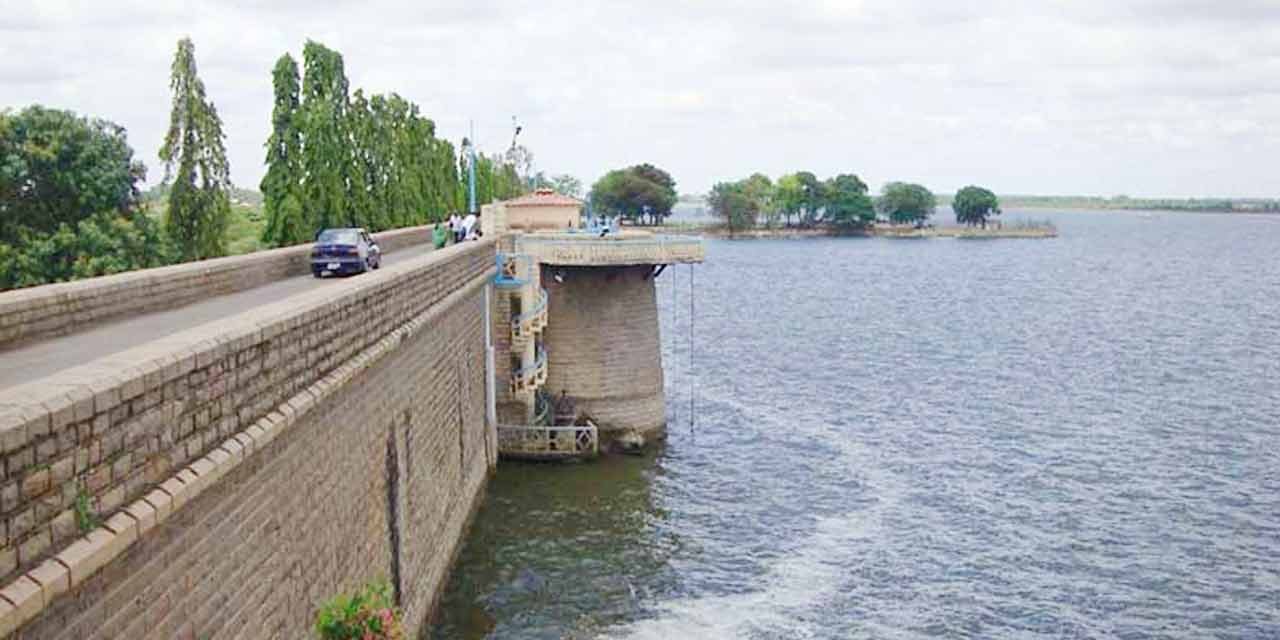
[505,188,583,208]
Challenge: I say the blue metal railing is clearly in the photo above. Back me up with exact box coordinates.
[513,288,548,329]
[513,347,547,383]
[494,253,530,288]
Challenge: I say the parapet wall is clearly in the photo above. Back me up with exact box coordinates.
[0,239,497,637]
[0,225,434,349]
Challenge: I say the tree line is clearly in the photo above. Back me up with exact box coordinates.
[259,40,525,246]
[0,37,533,291]
[705,172,1001,233]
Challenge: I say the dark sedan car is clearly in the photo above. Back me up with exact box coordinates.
[311,228,382,277]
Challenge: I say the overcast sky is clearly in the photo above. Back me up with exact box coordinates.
[4,0,1279,197]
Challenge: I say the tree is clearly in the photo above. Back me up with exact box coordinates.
[1,106,146,245]
[588,164,677,225]
[823,173,875,229]
[260,54,306,246]
[300,41,351,232]
[796,171,826,227]
[160,37,231,260]
[775,173,805,228]
[0,212,174,290]
[741,173,777,227]
[550,174,582,198]
[953,185,1001,227]
[877,181,936,226]
[707,180,758,236]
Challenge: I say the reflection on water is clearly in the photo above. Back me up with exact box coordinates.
[430,451,682,639]
[432,209,1280,639]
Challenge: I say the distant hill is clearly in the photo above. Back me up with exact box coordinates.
[142,184,263,208]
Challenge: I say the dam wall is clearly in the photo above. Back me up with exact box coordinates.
[0,224,434,349]
[0,240,497,637]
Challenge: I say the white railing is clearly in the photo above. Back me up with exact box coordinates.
[511,288,548,341]
[497,424,598,460]
[510,347,547,393]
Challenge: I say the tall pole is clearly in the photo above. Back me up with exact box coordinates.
[467,120,477,213]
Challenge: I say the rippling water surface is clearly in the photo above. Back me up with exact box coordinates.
[433,211,1280,639]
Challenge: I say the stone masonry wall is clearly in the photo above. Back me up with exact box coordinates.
[0,239,496,636]
[0,225,434,350]
[541,265,666,437]
[12,273,493,639]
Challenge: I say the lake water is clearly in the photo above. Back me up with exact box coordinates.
[432,210,1280,639]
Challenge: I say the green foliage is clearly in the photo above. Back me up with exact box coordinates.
[953,185,1001,227]
[0,211,175,290]
[774,173,805,227]
[532,172,583,198]
[0,105,146,244]
[226,204,266,255]
[877,181,936,226]
[741,173,777,227]
[823,174,875,228]
[262,40,480,245]
[261,53,304,246]
[160,38,231,261]
[299,40,351,234]
[315,580,404,640]
[796,171,827,227]
[589,164,678,225]
[73,483,99,533]
[707,181,760,235]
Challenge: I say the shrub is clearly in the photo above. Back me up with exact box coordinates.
[315,580,405,640]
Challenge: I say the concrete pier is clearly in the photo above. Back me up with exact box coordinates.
[484,193,704,450]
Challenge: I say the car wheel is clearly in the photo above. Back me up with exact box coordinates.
[313,270,323,279]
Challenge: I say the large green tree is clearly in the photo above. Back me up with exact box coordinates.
[953,185,1001,227]
[796,171,826,227]
[741,173,777,227]
[300,41,351,232]
[1,106,146,244]
[160,37,231,260]
[260,53,305,245]
[775,173,805,227]
[589,164,677,225]
[823,174,875,228]
[877,181,936,226]
[707,180,759,236]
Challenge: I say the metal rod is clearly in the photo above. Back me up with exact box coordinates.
[690,265,695,434]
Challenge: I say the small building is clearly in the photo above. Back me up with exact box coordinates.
[504,188,583,231]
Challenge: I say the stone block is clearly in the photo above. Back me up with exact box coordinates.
[27,558,70,603]
[0,576,42,631]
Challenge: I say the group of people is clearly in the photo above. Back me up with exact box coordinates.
[434,211,482,249]
[449,211,481,242]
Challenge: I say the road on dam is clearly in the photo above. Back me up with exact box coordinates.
[0,246,432,391]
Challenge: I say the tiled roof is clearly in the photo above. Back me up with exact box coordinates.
[504,188,583,207]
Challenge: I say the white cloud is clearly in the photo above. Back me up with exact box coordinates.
[1,0,1278,197]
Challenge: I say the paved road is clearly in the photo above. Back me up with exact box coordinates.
[0,248,430,391]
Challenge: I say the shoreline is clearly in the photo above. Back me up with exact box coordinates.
[654,224,1058,239]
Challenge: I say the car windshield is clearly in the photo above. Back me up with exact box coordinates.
[317,229,360,245]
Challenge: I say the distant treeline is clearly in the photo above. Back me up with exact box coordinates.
[935,194,1280,213]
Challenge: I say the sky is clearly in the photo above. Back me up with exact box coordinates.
[3,0,1279,198]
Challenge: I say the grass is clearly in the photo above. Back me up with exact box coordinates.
[142,200,268,255]
[226,203,266,255]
